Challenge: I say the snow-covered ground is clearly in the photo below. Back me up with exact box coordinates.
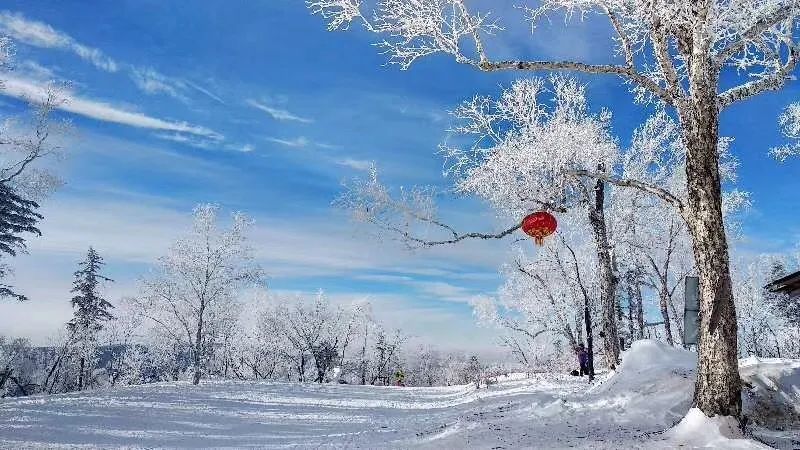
[0,341,797,449]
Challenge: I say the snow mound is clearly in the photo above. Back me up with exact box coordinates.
[592,339,696,426]
[667,408,769,449]
[740,357,800,448]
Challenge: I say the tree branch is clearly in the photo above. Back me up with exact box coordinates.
[650,13,686,106]
[380,219,522,247]
[478,60,674,106]
[718,44,800,108]
[715,5,795,65]
[569,169,685,213]
[603,5,634,69]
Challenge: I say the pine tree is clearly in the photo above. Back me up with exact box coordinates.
[67,247,114,390]
[0,182,42,301]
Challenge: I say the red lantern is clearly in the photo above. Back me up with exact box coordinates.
[521,211,558,246]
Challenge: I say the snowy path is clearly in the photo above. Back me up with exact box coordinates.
[0,374,714,449]
[1,341,792,449]
[0,374,653,449]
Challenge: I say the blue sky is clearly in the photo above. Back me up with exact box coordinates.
[0,1,798,352]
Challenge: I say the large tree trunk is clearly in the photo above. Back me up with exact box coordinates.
[682,64,742,416]
[588,176,620,368]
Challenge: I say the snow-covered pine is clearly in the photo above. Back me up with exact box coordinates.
[66,247,114,391]
[0,182,41,301]
[308,0,800,418]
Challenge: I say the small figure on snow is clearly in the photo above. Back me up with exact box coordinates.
[576,344,590,377]
[394,370,405,387]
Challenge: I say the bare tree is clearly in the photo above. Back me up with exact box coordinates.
[131,204,264,385]
[262,291,359,383]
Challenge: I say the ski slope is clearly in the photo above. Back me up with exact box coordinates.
[0,341,797,449]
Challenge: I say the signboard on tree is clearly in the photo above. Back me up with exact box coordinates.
[683,276,700,347]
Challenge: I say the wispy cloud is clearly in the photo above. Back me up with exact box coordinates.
[247,99,312,123]
[131,68,225,105]
[0,11,118,72]
[266,136,310,148]
[226,143,255,153]
[337,158,373,171]
[184,80,225,105]
[130,67,187,101]
[413,280,476,303]
[17,59,56,80]
[0,11,226,106]
[154,132,216,149]
[2,76,222,139]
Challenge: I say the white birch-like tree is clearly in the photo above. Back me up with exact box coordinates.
[131,204,265,385]
[307,0,800,417]
[261,291,360,383]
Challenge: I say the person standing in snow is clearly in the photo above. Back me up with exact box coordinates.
[576,345,590,377]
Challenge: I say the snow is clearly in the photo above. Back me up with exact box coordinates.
[740,357,800,449]
[0,340,797,449]
[667,408,768,449]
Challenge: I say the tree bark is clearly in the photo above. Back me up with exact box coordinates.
[658,285,675,346]
[192,310,204,385]
[583,302,595,381]
[587,175,621,368]
[78,357,85,391]
[682,59,742,417]
[634,283,645,340]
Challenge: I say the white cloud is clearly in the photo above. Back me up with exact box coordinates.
[184,80,225,105]
[130,67,187,101]
[226,143,255,153]
[0,11,227,105]
[247,99,312,123]
[1,75,223,139]
[0,11,118,72]
[154,132,216,149]
[266,136,310,148]
[337,158,373,171]
[17,59,56,81]
[412,280,476,303]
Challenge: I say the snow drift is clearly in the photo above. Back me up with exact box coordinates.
[604,340,799,449]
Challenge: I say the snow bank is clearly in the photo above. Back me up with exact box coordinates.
[666,408,769,449]
[740,357,800,427]
[740,357,800,448]
[600,341,799,449]
[592,339,696,426]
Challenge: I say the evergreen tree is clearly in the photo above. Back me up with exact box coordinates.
[67,247,114,390]
[0,182,42,301]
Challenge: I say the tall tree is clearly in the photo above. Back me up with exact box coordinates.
[308,0,800,417]
[132,204,264,385]
[67,247,114,390]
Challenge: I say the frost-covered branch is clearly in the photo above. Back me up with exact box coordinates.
[570,169,685,213]
[719,44,800,108]
[334,167,520,248]
[478,60,676,105]
[771,101,800,160]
